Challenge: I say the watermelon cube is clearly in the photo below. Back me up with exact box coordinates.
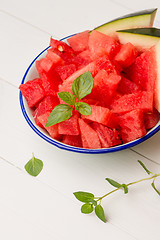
[55,64,76,81]
[90,70,121,106]
[114,42,138,68]
[111,91,153,114]
[88,30,119,59]
[144,108,160,130]
[82,105,119,129]
[67,30,89,52]
[41,71,62,96]
[19,78,45,108]
[37,112,61,140]
[50,38,74,53]
[78,119,101,149]
[33,95,59,127]
[62,135,82,147]
[118,109,147,143]
[92,122,121,148]
[117,76,141,95]
[126,47,156,92]
[58,111,80,135]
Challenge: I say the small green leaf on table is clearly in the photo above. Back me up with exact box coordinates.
[24,153,43,177]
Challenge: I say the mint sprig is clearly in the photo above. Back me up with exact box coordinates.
[46,71,93,127]
[74,160,160,223]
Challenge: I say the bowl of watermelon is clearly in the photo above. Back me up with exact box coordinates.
[19,9,160,154]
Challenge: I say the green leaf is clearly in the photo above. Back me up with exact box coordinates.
[89,199,97,207]
[151,179,160,196]
[45,104,73,127]
[75,102,92,115]
[95,204,106,223]
[138,160,151,175]
[72,71,93,99]
[81,203,93,214]
[121,184,128,194]
[24,153,43,177]
[105,178,122,188]
[58,92,76,105]
[73,191,94,203]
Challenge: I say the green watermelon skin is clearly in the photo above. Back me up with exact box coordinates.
[118,109,147,143]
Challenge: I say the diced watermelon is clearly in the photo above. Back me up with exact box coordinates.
[55,64,76,81]
[58,111,79,135]
[78,50,92,62]
[37,112,61,140]
[118,109,147,143]
[82,105,119,129]
[126,47,156,92]
[78,118,101,149]
[117,76,141,95]
[68,55,90,69]
[92,122,121,148]
[115,42,138,68]
[144,108,160,130]
[62,135,82,147]
[88,30,120,59]
[111,91,153,114]
[67,30,89,52]
[41,71,62,96]
[19,78,45,108]
[33,95,59,127]
[89,70,121,106]
[50,38,74,53]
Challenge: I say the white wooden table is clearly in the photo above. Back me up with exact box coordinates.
[1,0,160,239]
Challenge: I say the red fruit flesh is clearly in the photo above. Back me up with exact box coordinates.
[67,30,89,52]
[111,91,153,114]
[78,119,101,149]
[19,78,45,108]
[37,112,61,140]
[82,105,119,129]
[58,111,80,135]
[62,135,82,147]
[92,122,121,148]
[115,42,138,68]
[118,109,147,143]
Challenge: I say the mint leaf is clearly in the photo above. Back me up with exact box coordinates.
[81,203,93,214]
[121,184,128,194]
[73,191,94,203]
[75,102,92,115]
[24,153,43,177]
[58,92,76,105]
[105,178,122,188]
[72,71,93,99]
[151,179,160,196]
[138,160,151,175]
[95,205,106,223]
[46,104,73,126]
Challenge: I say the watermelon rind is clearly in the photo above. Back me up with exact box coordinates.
[94,8,157,37]
[117,27,160,51]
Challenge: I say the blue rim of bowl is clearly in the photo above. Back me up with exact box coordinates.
[19,34,160,154]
